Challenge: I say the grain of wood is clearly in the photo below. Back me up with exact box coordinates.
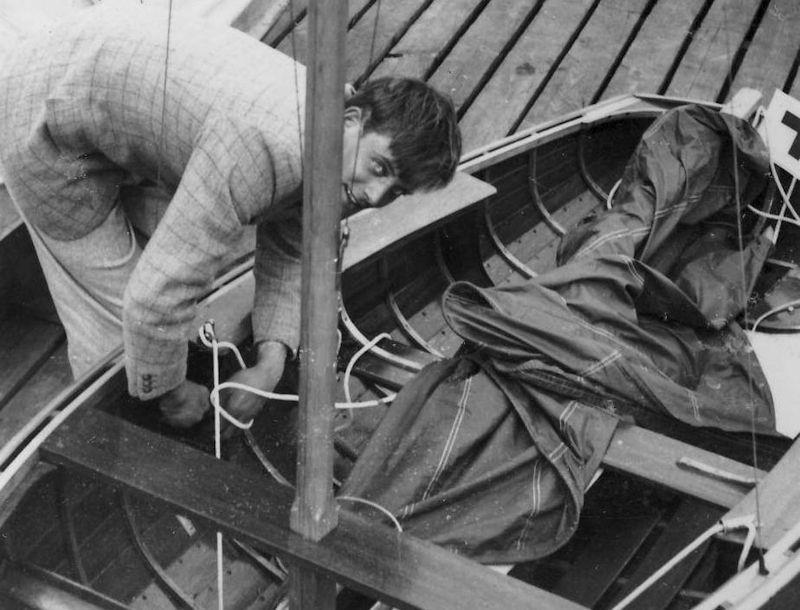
[343,0,433,83]
[427,0,539,111]
[665,0,761,101]
[0,345,71,450]
[602,0,708,99]
[0,311,64,410]
[457,0,595,152]
[370,0,487,80]
[517,0,651,130]
[726,0,800,101]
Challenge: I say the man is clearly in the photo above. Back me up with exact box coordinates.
[0,4,461,427]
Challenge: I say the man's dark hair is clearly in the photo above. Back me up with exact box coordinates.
[347,77,461,193]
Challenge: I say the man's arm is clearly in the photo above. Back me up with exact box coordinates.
[221,215,303,423]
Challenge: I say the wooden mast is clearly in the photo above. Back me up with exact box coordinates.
[290,0,347,606]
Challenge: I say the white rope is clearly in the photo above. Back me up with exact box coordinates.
[339,293,425,372]
[606,178,621,210]
[337,495,403,532]
[200,322,395,411]
[205,323,226,610]
[343,332,398,405]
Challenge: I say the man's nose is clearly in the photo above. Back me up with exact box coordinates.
[364,178,394,207]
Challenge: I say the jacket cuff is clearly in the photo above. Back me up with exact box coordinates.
[125,356,186,399]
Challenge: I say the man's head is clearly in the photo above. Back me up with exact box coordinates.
[340,77,461,214]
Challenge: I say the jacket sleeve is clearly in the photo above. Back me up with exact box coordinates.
[252,211,303,357]
[123,122,297,398]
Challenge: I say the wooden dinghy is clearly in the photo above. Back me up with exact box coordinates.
[1,86,799,609]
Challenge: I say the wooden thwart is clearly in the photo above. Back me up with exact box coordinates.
[42,407,584,610]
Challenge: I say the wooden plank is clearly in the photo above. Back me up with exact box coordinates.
[549,482,662,607]
[131,538,269,610]
[516,0,652,131]
[604,425,762,509]
[726,0,800,101]
[42,408,585,610]
[369,0,488,81]
[0,562,124,610]
[457,0,596,152]
[664,0,762,101]
[0,358,125,533]
[427,0,541,112]
[0,344,72,451]
[0,310,64,409]
[722,435,800,549]
[610,499,722,610]
[602,0,708,99]
[342,0,433,84]
[343,172,496,269]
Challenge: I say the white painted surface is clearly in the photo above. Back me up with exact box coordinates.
[749,330,800,438]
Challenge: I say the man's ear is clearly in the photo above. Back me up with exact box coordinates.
[343,106,363,129]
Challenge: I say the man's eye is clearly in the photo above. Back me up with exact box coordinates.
[371,160,387,176]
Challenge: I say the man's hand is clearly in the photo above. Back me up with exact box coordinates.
[159,379,210,428]
[221,341,288,426]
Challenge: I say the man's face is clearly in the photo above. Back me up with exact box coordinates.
[340,107,407,216]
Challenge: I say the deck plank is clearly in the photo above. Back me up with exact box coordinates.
[727,0,800,101]
[457,0,596,152]
[602,0,708,98]
[0,343,72,451]
[42,407,584,610]
[665,0,762,101]
[427,0,542,113]
[516,0,652,130]
[342,0,433,84]
[0,310,64,411]
[369,0,487,81]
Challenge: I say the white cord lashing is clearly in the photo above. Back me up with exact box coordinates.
[200,322,396,412]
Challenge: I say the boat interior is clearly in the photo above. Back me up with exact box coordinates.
[1,1,800,608]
